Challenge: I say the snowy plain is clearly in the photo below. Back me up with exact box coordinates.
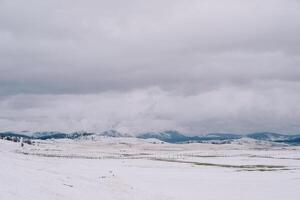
[1,137,300,200]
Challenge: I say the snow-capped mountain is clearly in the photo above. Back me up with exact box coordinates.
[98,130,132,138]
[1,130,300,145]
[137,130,188,143]
[137,131,300,145]
[246,132,290,141]
[137,131,242,143]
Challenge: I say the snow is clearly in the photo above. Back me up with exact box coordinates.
[1,138,300,200]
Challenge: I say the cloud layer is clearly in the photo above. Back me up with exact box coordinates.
[0,0,300,134]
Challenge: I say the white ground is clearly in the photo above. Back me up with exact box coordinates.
[1,138,300,200]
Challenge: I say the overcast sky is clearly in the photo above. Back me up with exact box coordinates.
[0,0,300,134]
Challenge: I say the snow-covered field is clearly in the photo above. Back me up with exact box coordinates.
[1,137,300,200]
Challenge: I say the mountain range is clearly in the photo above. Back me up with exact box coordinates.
[137,131,300,144]
[1,130,300,145]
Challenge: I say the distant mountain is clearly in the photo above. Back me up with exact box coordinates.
[246,132,289,141]
[137,130,189,143]
[243,132,300,145]
[31,131,94,139]
[31,131,68,139]
[99,130,132,138]
[283,136,300,145]
[137,131,242,143]
[198,133,242,140]
[0,131,32,139]
[137,131,300,145]
[0,130,131,140]
[271,135,300,145]
[0,131,93,140]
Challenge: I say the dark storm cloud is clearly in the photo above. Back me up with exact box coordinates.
[0,0,300,133]
[1,0,300,95]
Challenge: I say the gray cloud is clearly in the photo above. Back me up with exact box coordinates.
[0,0,300,133]
[1,87,300,134]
